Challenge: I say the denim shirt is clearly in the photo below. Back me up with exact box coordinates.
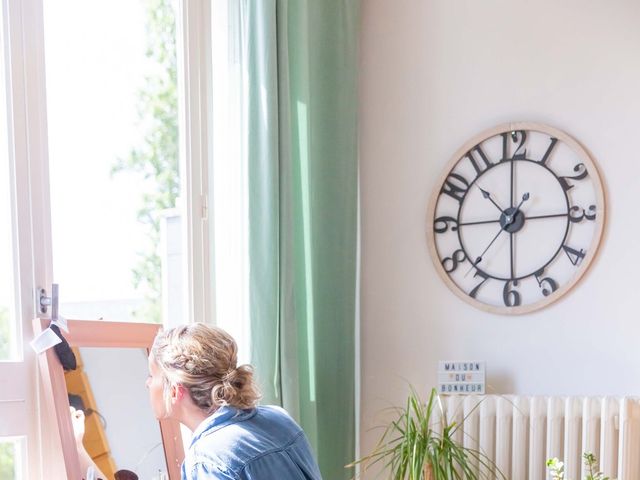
[181,405,323,480]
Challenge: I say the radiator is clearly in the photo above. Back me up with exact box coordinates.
[436,396,640,480]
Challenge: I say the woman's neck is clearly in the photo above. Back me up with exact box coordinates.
[180,407,209,432]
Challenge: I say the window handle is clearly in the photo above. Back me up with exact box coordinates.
[38,283,59,319]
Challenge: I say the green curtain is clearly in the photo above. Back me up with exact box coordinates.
[244,1,359,478]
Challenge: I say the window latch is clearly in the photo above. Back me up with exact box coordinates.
[38,283,59,318]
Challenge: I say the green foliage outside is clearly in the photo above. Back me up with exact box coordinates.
[0,441,15,480]
[0,307,10,360]
[111,0,178,324]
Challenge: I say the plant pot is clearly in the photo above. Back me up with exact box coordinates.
[423,463,433,480]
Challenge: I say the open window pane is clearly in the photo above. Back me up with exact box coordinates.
[0,437,25,480]
[0,0,18,362]
[43,0,183,324]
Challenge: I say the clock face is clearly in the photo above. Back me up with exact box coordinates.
[427,122,605,314]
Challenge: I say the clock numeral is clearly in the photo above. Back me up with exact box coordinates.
[468,269,489,299]
[500,130,527,162]
[442,249,466,273]
[539,137,559,165]
[500,132,508,161]
[558,163,589,192]
[562,245,586,266]
[534,268,558,297]
[440,173,470,204]
[465,145,493,176]
[511,130,527,160]
[434,216,459,233]
[568,205,597,223]
[502,279,521,307]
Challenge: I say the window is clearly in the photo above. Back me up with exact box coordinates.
[0,0,212,475]
[43,0,183,324]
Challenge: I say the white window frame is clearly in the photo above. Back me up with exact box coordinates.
[0,0,51,477]
[177,0,214,328]
[0,0,214,476]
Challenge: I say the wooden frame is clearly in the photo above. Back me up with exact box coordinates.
[426,121,606,315]
[34,318,184,479]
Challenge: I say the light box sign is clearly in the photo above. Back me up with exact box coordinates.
[437,361,485,394]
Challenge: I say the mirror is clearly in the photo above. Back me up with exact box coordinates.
[34,319,184,480]
[66,347,166,479]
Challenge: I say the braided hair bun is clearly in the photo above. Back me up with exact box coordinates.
[151,324,261,414]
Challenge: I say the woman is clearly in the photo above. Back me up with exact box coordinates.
[147,323,322,479]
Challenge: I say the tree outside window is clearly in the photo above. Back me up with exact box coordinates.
[111,0,178,324]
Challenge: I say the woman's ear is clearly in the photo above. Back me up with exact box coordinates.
[170,383,185,404]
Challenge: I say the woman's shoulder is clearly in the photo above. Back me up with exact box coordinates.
[193,405,301,448]
[254,405,303,430]
[255,404,291,418]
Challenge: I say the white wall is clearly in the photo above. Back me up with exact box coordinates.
[359,0,640,464]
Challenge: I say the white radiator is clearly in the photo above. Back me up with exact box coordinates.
[437,396,640,480]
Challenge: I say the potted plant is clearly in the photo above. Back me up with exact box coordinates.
[547,453,614,480]
[348,387,504,479]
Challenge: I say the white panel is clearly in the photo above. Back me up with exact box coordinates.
[563,397,583,479]
[528,397,547,480]
[444,395,465,479]
[445,395,465,446]
[478,396,496,478]
[495,396,512,476]
[462,396,481,475]
[432,394,640,479]
[511,396,529,479]
[600,397,620,477]
[430,398,443,437]
[619,397,640,480]
[0,400,28,437]
[546,397,564,462]
[581,397,602,478]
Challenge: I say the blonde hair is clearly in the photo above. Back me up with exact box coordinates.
[151,323,261,415]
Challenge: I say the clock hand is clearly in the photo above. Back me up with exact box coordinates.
[524,212,567,221]
[458,218,502,227]
[510,155,515,210]
[508,192,529,280]
[514,192,530,212]
[492,192,529,227]
[464,226,505,277]
[465,193,529,279]
[510,232,514,280]
[477,185,507,215]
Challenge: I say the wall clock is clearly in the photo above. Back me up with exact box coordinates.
[426,122,605,314]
